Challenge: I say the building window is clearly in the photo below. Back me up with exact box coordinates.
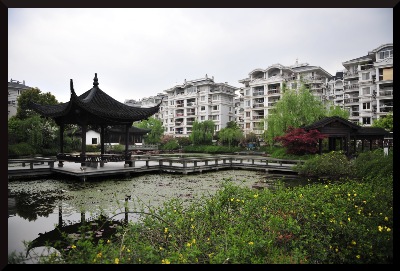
[212,115,219,120]
[201,96,205,101]
[170,101,174,106]
[246,123,250,128]
[361,72,370,80]
[363,102,371,110]
[362,87,371,95]
[245,89,250,96]
[291,83,297,89]
[92,138,97,144]
[201,106,205,111]
[213,95,219,101]
[362,117,371,125]
[229,116,233,121]
[215,125,219,131]
[379,49,393,59]
[212,105,219,111]
[245,100,250,107]
[246,112,250,117]
[201,116,205,120]
[229,107,232,112]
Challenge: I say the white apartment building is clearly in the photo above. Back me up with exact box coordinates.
[159,75,237,137]
[238,61,332,137]
[328,43,393,126]
[125,93,167,120]
[8,79,31,119]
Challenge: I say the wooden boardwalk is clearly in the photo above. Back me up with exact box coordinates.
[8,155,304,181]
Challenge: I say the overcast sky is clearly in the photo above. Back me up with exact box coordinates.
[8,8,393,104]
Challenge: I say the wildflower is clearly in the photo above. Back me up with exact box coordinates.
[378,226,383,232]
[114,258,119,264]
[335,248,338,252]
[348,217,351,222]
[121,245,125,251]
[159,247,163,251]
[324,185,328,188]
[187,242,192,247]
[127,248,131,253]
[230,198,234,202]
[254,194,259,198]
[162,259,170,264]
[107,240,111,244]
[97,252,102,258]
[384,217,389,221]
[356,255,360,259]
[387,228,391,232]
[248,241,254,245]
[192,239,196,244]
[71,245,76,249]
[191,225,195,229]
[354,193,357,197]
[164,227,168,233]
[208,253,214,258]
[351,240,356,245]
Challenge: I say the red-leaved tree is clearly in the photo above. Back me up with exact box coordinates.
[274,126,327,155]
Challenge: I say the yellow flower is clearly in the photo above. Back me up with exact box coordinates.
[114,258,119,264]
[159,247,163,250]
[97,252,102,258]
[356,255,360,259]
[164,227,168,233]
[248,241,254,245]
[187,242,192,247]
[107,240,111,244]
[378,226,383,232]
[354,193,357,196]
[384,217,389,221]
[254,194,259,198]
[324,185,328,188]
[335,248,338,252]
[348,217,351,222]
[192,239,196,244]
[230,198,234,202]
[71,245,76,249]
[387,228,391,232]
[162,259,170,264]
[351,240,356,245]
[127,248,131,253]
[191,225,195,229]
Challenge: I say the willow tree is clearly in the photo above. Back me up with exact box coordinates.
[263,83,348,145]
[217,121,244,148]
[134,117,164,144]
[189,120,215,145]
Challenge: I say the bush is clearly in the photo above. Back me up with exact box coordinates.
[183,145,241,154]
[294,151,353,179]
[161,140,180,151]
[352,149,393,179]
[8,143,36,158]
[86,145,100,152]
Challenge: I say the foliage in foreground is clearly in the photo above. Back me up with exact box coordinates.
[26,173,392,264]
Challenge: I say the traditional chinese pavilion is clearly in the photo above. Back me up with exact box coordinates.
[302,116,390,156]
[28,73,160,167]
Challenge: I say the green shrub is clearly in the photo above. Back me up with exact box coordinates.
[161,140,180,150]
[294,151,352,179]
[86,145,100,152]
[352,149,393,179]
[8,143,36,157]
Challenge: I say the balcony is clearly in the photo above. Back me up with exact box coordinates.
[252,91,265,96]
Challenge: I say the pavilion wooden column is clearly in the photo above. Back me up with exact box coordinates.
[124,124,132,166]
[58,123,64,167]
[100,126,105,155]
[318,138,322,154]
[81,123,87,166]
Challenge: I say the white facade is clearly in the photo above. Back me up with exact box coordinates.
[8,79,31,119]
[328,43,393,126]
[238,62,332,137]
[158,75,237,137]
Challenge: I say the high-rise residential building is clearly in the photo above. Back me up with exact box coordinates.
[238,61,332,137]
[328,43,393,126]
[158,75,237,137]
[8,79,31,119]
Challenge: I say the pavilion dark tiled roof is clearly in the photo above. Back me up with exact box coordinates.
[29,73,161,125]
[302,116,360,130]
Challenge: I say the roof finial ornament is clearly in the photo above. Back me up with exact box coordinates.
[70,79,74,91]
[93,73,99,87]
[295,58,298,65]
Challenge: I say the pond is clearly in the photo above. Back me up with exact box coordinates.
[8,169,310,263]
